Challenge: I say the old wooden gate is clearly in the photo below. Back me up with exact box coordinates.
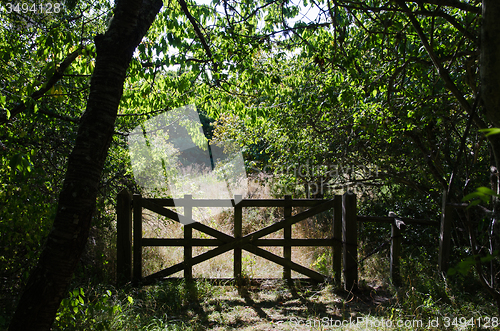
[116,190,359,289]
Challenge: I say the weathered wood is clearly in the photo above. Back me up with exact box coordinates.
[142,240,328,283]
[142,238,334,246]
[146,197,335,246]
[343,193,358,291]
[234,195,242,280]
[116,189,133,285]
[143,243,235,282]
[439,190,452,274]
[243,245,325,282]
[141,197,337,282]
[144,198,329,208]
[243,198,336,242]
[184,195,193,280]
[389,212,407,231]
[357,215,436,226]
[390,212,402,286]
[133,194,143,282]
[284,195,292,279]
[333,195,342,284]
[141,199,232,240]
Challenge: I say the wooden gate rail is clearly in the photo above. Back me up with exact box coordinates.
[116,190,355,288]
[141,196,336,283]
[117,189,444,290]
[357,214,438,285]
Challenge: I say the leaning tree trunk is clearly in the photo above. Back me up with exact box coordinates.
[481,0,500,166]
[478,0,500,313]
[8,0,162,330]
[482,0,500,246]
[481,0,500,132]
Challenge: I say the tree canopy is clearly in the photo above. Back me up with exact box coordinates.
[2,0,500,329]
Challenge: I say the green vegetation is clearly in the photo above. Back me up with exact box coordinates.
[46,255,500,330]
[1,0,500,329]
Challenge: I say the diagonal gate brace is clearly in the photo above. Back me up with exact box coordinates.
[140,198,335,283]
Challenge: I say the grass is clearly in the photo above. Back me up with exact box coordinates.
[50,270,497,331]
[3,179,499,330]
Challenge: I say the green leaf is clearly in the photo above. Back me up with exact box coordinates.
[476,186,497,195]
[462,187,499,207]
[479,128,500,137]
[480,250,499,263]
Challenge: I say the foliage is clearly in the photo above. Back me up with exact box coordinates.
[51,281,207,331]
[1,0,500,327]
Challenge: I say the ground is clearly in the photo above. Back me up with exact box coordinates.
[145,278,410,331]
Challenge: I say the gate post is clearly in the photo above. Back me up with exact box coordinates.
[133,193,143,282]
[439,190,452,274]
[333,195,342,284]
[117,189,132,285]
[283,195,292,280]
[234,195,243,281]
[184,195,193,280]
[390,212,405,286]
[342,192,358,291]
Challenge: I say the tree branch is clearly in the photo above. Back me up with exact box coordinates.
[405,130,449,189]
[406,0,481,13]
[397,0,487,130]
[177,0,217,73]
[38,109,80,123]
[334,0,480,14]
[1,48,81,125]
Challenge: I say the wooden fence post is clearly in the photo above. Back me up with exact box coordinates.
[389,212,405,286]
[342,192,358,291]
[234,195,243,281]
[333,195,342,284]
[284,195,292,280]
[184,195,193,280]
[133,193,143,282]
[439,190,452,274]
[116,189,132,285]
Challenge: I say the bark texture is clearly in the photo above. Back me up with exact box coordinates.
[481,0,500,168]
[8,0,162,330]
[481,0,500,128]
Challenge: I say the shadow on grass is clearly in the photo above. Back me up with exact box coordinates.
[142,278,396,330]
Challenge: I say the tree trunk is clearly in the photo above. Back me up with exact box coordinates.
[479,0,500,311]
[481,0,500,130]
[481,0,500,168]
[8,0,162,330]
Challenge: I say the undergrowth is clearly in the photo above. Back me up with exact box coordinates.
[2,180,499,330]
[47,256,498,331]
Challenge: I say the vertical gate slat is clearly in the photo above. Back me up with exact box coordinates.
[133,193,143,282]
[284,195,292,280]
[184,195,193,280]
[342,192,358,291]
[234,195,242,281]
[390,221,402,285]
[117,189,132,285]
[333,195,342,284]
